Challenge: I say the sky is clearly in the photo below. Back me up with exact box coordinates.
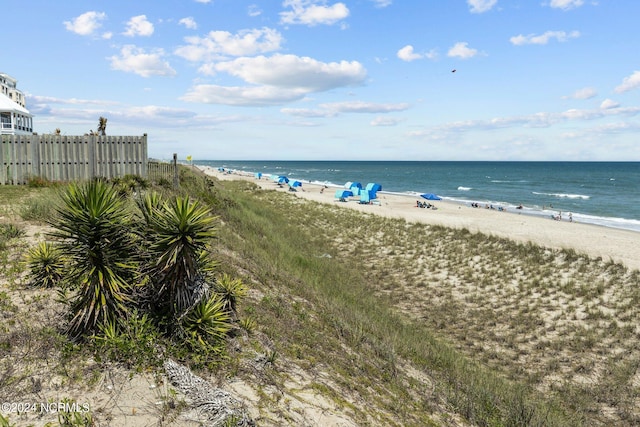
[3,0,640,161]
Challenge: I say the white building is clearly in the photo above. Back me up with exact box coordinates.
[0,73,33,135]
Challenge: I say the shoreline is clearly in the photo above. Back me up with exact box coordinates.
[198,165,640,271]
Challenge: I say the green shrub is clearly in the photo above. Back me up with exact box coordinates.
[146,196,217,319]
[0,223,25,239]
[214,273,247,313]
[25,242,65,288]
[93,311,162,370]
[27,175,54,188]
[182,294,231,353]
[50,180,138,341]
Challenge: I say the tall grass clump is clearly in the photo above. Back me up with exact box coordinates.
[18,190,60,222]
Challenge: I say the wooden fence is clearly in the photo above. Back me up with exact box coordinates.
[147,154,179,186]
[0,134,148,185]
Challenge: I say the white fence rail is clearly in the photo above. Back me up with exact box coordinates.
[0,134,148,185]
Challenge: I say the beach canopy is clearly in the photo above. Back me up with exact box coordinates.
[345,181,362,190]
[420,193,442,201]
[365,183,382,192]
[289,180,302,187]
[273,175,289,184]
[335,189,353,199]
[360,189,376,203]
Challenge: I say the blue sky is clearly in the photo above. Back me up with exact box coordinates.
[4,0,640,160]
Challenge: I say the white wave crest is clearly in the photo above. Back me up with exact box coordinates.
[533,192,590,200]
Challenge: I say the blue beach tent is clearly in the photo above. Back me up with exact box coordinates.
[255,172,263,179]
[289,180,302,187]
[359,190,375,203]
[420,193,442,201]
[273,175,289,184]
[365,183,382,192]
[349,182,362,195]
[345,181,362,190]
[335,189,353,199]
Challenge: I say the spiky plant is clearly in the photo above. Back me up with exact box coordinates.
[147,196,217,319]
[183,294,231,350]
[25,241,65,288]
[214,273,247,313]
[136,191,164,229]
[50,180,137,341]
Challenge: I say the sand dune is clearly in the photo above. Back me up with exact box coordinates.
[201,166,640,271]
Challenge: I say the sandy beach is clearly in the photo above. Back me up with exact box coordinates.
[200,165,640,271]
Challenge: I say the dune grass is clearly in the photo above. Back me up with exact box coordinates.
[197,177,584,426]
[1,168,638,426]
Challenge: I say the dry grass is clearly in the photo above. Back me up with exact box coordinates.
[290,198,640,425]
[3,172,638,426]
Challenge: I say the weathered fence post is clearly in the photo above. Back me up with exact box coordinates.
[172,153,179,188]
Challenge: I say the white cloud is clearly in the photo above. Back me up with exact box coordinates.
[281,108,336,118]
[280,101,407,118]
[179,17,198,30]
[615,71,640,93]
[371,117,401,126]
[181,54,366,106]
[248,5,262,17]
[123,15,154,37]
[409,105,640,140]
[213,54,366,92]
[563,87,597,99]
[63,11,107,36]
[280,0,349,26]
[447,42,479,59]
[109,45,176,77]
[175,27,283,62]
[181,85,308,106]
[510,30,580,45]
[371,0,392,7]
[600,99,619,109]
[195,0,212,3]
[28,95,119,107]
[320,101,409,113]
[467,0,497,14]
[549,0,584,10]
[397,45,422,62]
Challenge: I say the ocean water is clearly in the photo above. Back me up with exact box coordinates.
[196,161,640,233]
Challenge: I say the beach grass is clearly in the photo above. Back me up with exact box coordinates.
[1,168,639,426]
[199,172,639,426]
[201,178,580,425]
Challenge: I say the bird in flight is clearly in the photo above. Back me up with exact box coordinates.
[451,69,456,73]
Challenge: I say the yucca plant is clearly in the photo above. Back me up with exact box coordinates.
[146,196,217,319]
[183,294,231,351]
[49,180,138,341]
[214,273,247,313]
[25,241,65,288]
[136,191,164,228]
